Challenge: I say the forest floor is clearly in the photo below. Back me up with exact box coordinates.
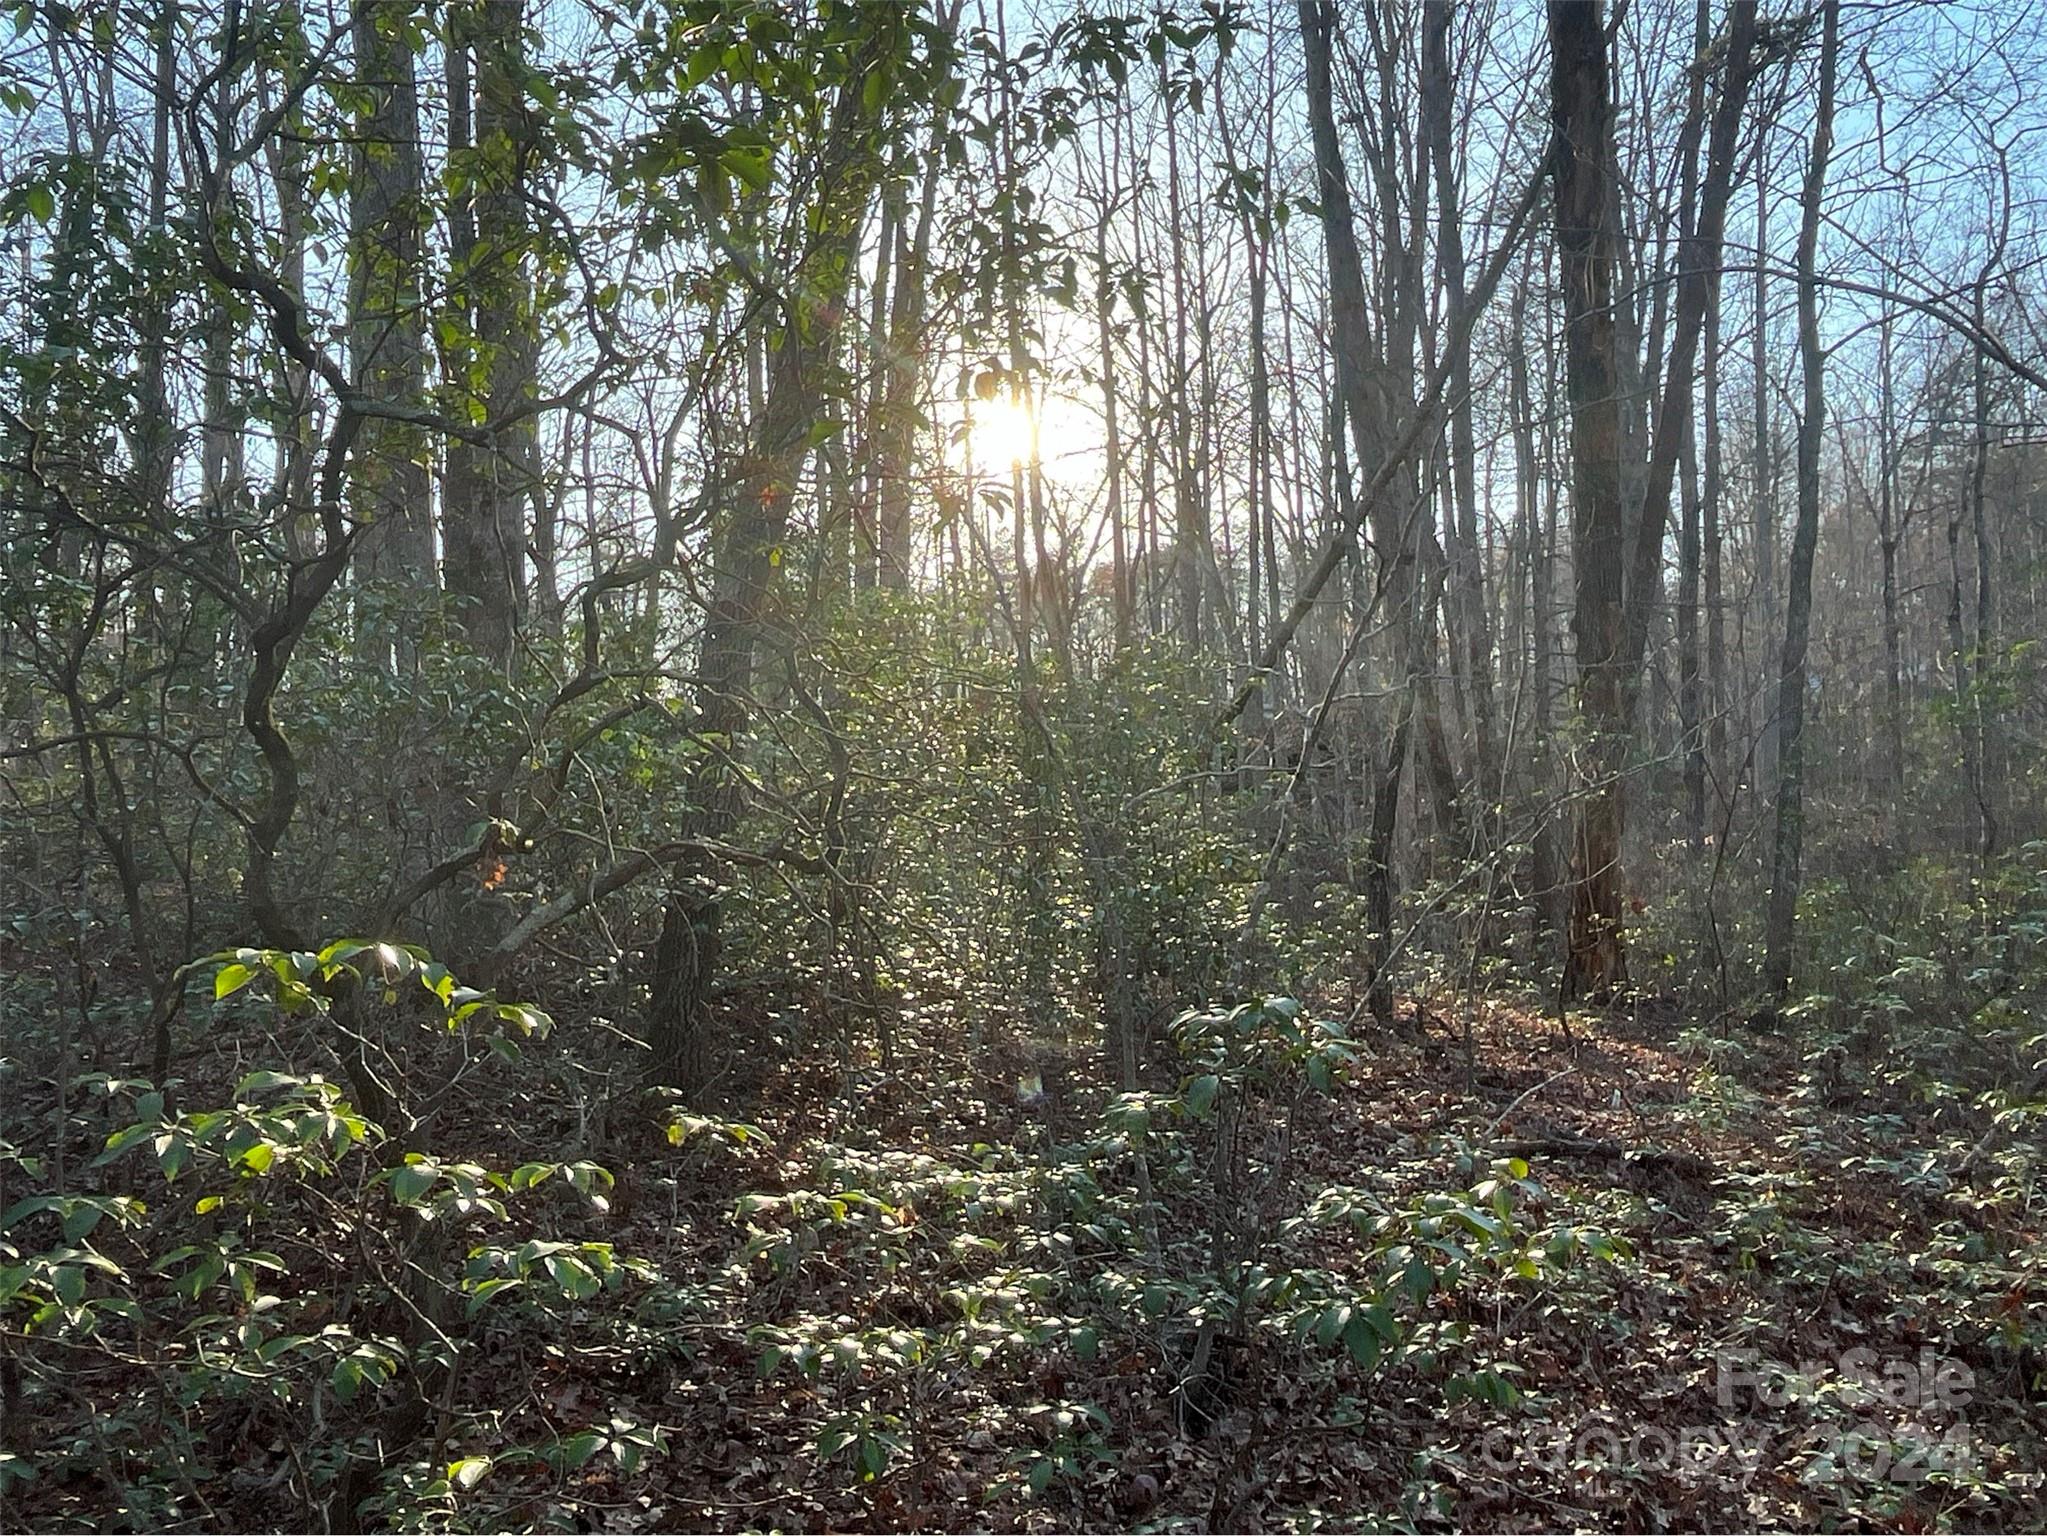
[10,975,2046,1532]
[534,994,2047,1533]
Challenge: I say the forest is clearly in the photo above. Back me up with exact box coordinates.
[1,0,2044,1528]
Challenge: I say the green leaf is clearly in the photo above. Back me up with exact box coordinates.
[331,1356,363,1403]
[257,1333,310,1365]
[1184,1074,1220,1116]
[388,1163,436,1205]
[0,1196,54,1230]
[1342,1312,1382,1369]
[214,963,257,1000]
[465,1277,523,1315]
[448,1455,492,1490]
[543,1253,599,1300]
[235,1070,301,1098]
[94,1122,155,1165]
[721,143,772,193]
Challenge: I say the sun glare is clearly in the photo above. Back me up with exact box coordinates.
[970,394,1037,470]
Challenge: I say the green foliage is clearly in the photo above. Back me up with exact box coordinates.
[724,994,1622,1517]
[0,949,656,1531]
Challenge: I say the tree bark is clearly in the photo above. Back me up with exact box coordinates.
[1761,0,1837,999]
[1752,152,1777,796]
[347,0,435,632]
[873,12,958,591]
[645,54,889,1095]
[1424,0,1497,821]
[1299,0,1424,1023]
[1703,240,1729,822]
[442,0,538,670]
[1548,0,1628,997]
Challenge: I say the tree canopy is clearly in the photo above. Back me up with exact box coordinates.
[1,0,2044,1529]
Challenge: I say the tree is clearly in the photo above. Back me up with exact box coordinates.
[441,0,539,669]
[1547,0,1629,996]
[645,11,917,1094]
[1761,0,1839,999]
[346,0,435,637]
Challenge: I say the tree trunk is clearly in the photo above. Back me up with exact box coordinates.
[442,0,537,670]
[347,0,435,635]
[1298,0,1423,1023]
[1424,0,1497,822]
[1675,0,1711,851]
[1876,309,1905,808]
[1615,1,1758,710]
[1548,0,1628,997]
[1966,275,1999,858]
[874,8,959,590]
[1752,158,1777,796]
[1679,392,1705,850]
[1094,134,1131,643]
[1760,0,1837,1000]
[1703,244,1729,821]
[1162,60,1202,652]
[645,56,888,1095]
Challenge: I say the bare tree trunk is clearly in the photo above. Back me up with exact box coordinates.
[1217,63,1271,682]
[1511,277,1562,946]
[874,3,961,589]
[875,170,926,589]
[1752,161,1777,796]
[1966,271,1999,858]
[1761,0,1837,1000]
[1675,0,1710,851]
[1548,0,1628,997]
[1298,0,1422,1023]
[851,190,897,592]
[1094,153,1131,642]
[1162,60,1202,652]
[1548,0,1756,990]
[1424,0,1497,821]
[1703,247,1729,820]
[1876,308,1905,808]
[1615,1,1758,707]
[1679,395,1705,850]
